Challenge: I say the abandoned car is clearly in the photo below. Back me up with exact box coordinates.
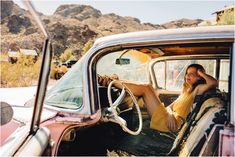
[0,2,234,157]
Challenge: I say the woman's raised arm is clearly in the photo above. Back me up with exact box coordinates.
[195,70,218,95]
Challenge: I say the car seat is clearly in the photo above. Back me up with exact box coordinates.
[168,89,227,156]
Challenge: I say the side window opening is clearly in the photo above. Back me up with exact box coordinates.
[219,59,229,92]
[154,61,165,88]
[154,59,217,92]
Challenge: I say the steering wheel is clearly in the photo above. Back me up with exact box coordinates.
[106,80,142,135]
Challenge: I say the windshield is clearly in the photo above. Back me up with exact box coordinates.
[45,57,84,109]
[97,49,150,83]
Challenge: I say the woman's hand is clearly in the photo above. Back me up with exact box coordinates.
[195,69,218,95]
[197,69,205,76]
[98,74,119,86]
[166,113,178,132]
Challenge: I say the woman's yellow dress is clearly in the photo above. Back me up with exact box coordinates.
[150,92,194,132]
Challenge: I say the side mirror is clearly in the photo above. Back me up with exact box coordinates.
[0,102,13,125]
[115,58,130,65]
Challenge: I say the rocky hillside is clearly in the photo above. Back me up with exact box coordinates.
[161,18,203,28]
[1,1,203,56]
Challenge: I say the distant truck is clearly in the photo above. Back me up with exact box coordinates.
[64,59,77,68]
[52,59,77,80]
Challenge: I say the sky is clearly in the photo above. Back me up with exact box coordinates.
[14,0,234,24]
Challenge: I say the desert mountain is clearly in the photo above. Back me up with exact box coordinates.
[1,1,203,56]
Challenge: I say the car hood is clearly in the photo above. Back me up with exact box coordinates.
[0,86,58,146]
[0,86,58,124]
[0,86,37,106]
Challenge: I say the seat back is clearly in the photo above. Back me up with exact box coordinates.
[178,97,226,156]
[168,90,227,156]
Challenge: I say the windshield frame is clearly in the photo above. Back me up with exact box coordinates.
[23,1,52,134]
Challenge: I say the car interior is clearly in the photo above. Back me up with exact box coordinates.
[56,42,231,156]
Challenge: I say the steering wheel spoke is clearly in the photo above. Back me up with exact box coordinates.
[115,116,127,126]
[112,88,126,108]
[118,107,133,114]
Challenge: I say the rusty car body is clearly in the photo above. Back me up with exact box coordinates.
[0,2,234,156]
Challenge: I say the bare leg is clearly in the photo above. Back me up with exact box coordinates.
[122,82,162,117]
[97,75,162,116]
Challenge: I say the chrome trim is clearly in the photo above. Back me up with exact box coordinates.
[30,39,52,133]
[23,0,52,133]
[94,26,234,48]
[44,104,84,113]
[87,45,122,113]
[231,43,235,123]
[83,46,100,115]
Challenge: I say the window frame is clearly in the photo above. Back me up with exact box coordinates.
[150,54,229,92]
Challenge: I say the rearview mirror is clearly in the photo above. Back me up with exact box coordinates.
[115,58,130,65]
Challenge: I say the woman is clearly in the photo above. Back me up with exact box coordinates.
[98,64,218,133]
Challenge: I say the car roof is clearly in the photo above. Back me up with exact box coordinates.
[94,25,234,48]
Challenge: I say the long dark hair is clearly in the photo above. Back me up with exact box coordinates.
[183,64,206,93]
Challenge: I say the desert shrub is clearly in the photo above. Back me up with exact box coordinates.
[82,40,93,55]
[217,9,235,25]
[17,54,37,66]
[1,55,41,87]
[50,63,58,79]
[59,48,75,62]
